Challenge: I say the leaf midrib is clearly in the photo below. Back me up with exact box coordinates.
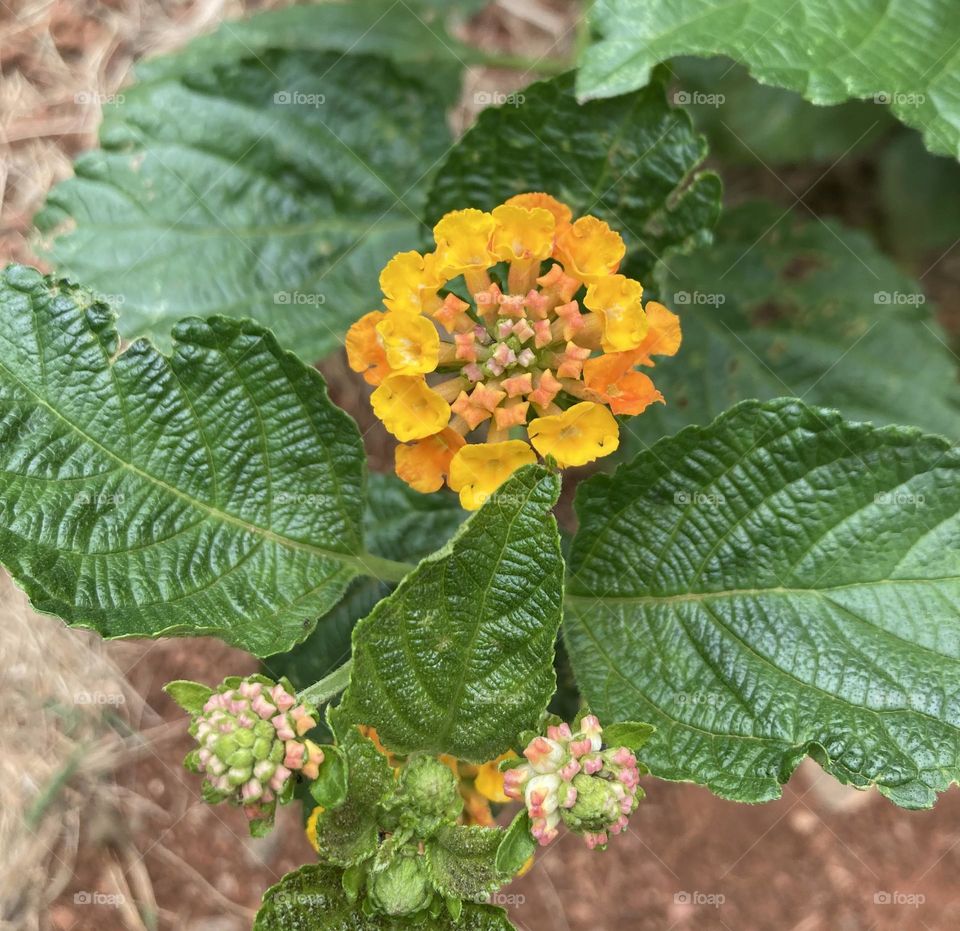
[0,351,383,576]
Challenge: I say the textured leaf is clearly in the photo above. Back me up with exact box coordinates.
[578,0,960,159]
[36,52,450,360]
[425,72,721,282]
[495,812,535,876]
[163,680,213,714]
[265,475,465,690]
[426,825,505,900]
[0,265,370,656]
[136,1,466,93]
[309,731,394,867]
[566,398,960,807]
[670,57,895,164]
[619,203,960,456]
[254,864,516,931]
[344,466,565,762]
[310,745,349,809]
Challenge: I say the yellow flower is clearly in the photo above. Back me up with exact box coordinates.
[528,401,619,467]
[491,204,555,262]
[433,208,497,275]
[395,428,465,493]
[505,192,572,228]
[584,274,649,352]
[554,216,625,282]
[371,374,450,442]
[345,310,391,386]
[376,313,440,375]
[306,805,323,852]
[448,440,537,510]
[633,300,682,364]
[474,753,516,803]
[379,250,443,316]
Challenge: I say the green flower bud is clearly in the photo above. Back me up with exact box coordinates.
[367,855,433,917]
[398,756,463,829]
[561,773,626,834]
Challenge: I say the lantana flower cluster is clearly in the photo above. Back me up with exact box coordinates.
[184,676,324,832]
[346,193,681,509]
[504,715,643,849]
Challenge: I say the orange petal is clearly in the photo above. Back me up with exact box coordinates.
[395,428,466,493]
[345,310,390,385]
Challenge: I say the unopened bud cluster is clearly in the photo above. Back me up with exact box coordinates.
[184,676,323,831]
[504,715,642,849]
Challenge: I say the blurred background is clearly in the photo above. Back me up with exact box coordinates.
[1,1,958,929]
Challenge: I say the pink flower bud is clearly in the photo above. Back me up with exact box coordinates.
[269,765,291,792]
[239,681,261,698]
[559,760,581,782]
[584,831,608,850]
[272,714,295,741]
[271,685,296,712]
[502,766,530,799]
[241,778,262,802]
[464,362,484,382]
[252,695,276,719]
[525,774,561,817]
[569,738,592,758]
[583,756,603,775]
[290,705,316,736]
[524,736,565,773]
[283,741,305,769]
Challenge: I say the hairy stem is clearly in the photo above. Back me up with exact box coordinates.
[298,659,354,706]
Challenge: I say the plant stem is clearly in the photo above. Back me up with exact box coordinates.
[298,659,353,706]
[349,551,413,583]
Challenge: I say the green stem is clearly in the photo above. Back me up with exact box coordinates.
[298,658,353,706]
[348,551,413,583]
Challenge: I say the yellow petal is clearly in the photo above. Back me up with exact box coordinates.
[474,753,516,803]
[584,274,649,352]
[491,204,555,262]
[448,440,536,510]
[379,250,443,315]
[376,313,440,375]
[433,208,497,276]
[371,374,450,442]
[504,192,573,228]
[554,216,625,283]
[528,401,619,467]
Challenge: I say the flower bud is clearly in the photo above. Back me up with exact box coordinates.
[182,675,323,833]
[367,855,434,917]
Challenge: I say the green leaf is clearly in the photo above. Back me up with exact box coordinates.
[425,825,506,900]
[602,721,656,752]
[619,203,960,456]
[309,731,394,867]
[0,265,371,656]
[425,72,721,282]
[310,745,349,810]
[495,811,536,876]
[566,398,960,808]
[669,57,896,164]
[878,130,960,259]
[265,474,466,691]
[577,0,960,159]
[343,466,565,762]
[255,864,516,930]
[36,52,451,361]
[162,680,213,714]
[136,1,467,95]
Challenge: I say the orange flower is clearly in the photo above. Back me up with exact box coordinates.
[395,428,465,493]
[583,353,664,415]
[357,196,682,507]
[345,310,391,385]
